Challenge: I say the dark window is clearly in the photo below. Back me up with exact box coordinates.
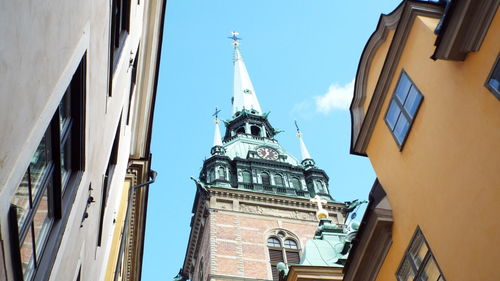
[486,53,500,99]
[397,228,445,281]
[250,125,261,136]
[9,57,86,281]
[384,71,423,148]
[242,171,252,183]
[97,119,121,246]
[267,235,300,281]
[109,0,131,95]
[274,174,284,186]
[290,178,301,190]
[235,127,245,135]
[261,172,270,185]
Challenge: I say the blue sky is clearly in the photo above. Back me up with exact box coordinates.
[143,0,401,279]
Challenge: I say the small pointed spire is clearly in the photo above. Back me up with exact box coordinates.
[229,32,262,116]
[211,107,225,156]
[295,121,315,168]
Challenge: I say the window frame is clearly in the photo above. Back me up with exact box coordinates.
[8,55,86,281]
[267,233,300,281]
[108,0,132,96]
[384,70,424,150]
[396,227,446,281]
[97,118,121,247]
[485,53,500,99]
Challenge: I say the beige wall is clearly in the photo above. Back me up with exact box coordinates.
[0,0,153,280]
[365,13,500,281]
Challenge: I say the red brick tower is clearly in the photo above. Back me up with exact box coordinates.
[178,33,346,281]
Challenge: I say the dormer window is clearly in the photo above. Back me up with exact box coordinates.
[274,174,284,186]
[218,167,226,180]
[250,125,261,137]
[242,171,252,183]
[290,177,301,190]
[236,127,245,135]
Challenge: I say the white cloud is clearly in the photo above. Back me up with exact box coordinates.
[314,79,355,113]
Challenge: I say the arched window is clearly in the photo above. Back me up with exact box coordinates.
[242,171,252,183]
[267,234,301,281]
[284,239,298,249]
[261,172,270,185]
[236,126,245,134]
[218,167,226,180]
[208,169,215,183]
[274,174,284,186]
[250,125,261,136]
[290,178,301,190]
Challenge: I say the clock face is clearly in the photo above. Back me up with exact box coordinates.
[257,147,279,160]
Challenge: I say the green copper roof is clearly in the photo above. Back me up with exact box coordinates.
[223,135,301,166]
[299,220,353,267]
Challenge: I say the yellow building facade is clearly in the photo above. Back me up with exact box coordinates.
[345,1,500,281]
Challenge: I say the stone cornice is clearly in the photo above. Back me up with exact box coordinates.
[209,188,345,214]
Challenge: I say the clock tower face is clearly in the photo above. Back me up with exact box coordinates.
[256,147,279,160]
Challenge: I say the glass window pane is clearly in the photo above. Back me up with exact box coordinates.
[59,89,72,133]
[397,257,416,281]
[409,234,427,268]
[20,227,35,280]
[404,86,423,118]
[12,171,31,231]
[284,239,298,249]
[33,188,53,258]
[267,237,281,247]
[30,133,52,199]
[61,135,73,190]
[386,100,401,131]
[418,256,441,281]
[395,73,412,103]
[394,115,410,145]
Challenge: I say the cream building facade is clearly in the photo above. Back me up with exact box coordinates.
[0,0,166,280]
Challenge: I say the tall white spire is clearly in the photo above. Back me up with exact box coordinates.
[213,119,223,147]
[230,32,262,115]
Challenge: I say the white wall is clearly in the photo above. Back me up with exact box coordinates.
[0,0,149,279]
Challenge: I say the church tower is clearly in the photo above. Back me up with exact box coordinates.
[179,33,347,281]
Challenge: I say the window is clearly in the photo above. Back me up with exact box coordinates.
[109,0,131,95]
[384,71,423,148]
[267,234,300,281]
[290,177,301,190]
[235,127,245,135]
[250,125,261,136]
[127,45,139,125]
[9,57,85,281]
[242,171,252,183]
[486,53,500,99]
[397,228,445,281]
[273,174,284,186]
[217,167,226,180]
[261,172,270,185]
[98,120,121,246]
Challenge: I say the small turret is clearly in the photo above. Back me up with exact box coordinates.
[211,107,226,156]
[295,121,316,169]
